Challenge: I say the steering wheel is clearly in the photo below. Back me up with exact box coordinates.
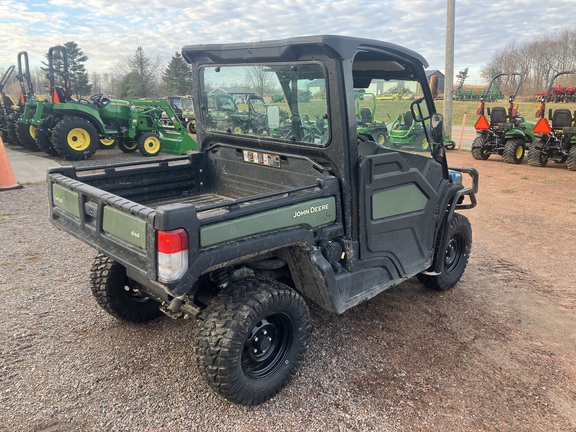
[283,126,316,143]
[90,93,104,103]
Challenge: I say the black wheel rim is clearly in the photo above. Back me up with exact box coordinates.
[242,313,293,379]
[444,233,464,274]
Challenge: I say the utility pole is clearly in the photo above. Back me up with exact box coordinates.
[444,0,455,142]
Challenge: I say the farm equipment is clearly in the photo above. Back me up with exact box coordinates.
[13,51,42,151]
[529,71,576,170]
[0,65,16,143]
[355,92,389,145]
[34,46,197,160]
[388,110,426,150]
[163,96,196,134]
[472,72,535,164]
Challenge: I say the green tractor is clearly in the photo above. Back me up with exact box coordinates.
[472,72,535,164]
[529,70,576,170]
[355,92,389,145]
[35,46,197,160]
[13,51,43,151]
[0,65,16,143]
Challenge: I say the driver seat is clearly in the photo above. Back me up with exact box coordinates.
[360,108,373,125]
[489,107,507,125]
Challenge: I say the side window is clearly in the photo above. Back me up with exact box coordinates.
[200,63,330,146]
[355,79,433,156]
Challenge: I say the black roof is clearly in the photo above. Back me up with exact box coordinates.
[181,35,428,68]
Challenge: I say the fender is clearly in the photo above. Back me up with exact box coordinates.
[53,102,106,134]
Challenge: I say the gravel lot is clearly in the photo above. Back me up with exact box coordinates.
[0,147,575,431]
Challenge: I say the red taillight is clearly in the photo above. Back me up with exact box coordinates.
[474,115,490,131]
[533,118,552,135]
[157,229,189,283]
[158,229,188,253]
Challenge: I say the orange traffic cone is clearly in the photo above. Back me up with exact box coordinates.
[0,135,23,191]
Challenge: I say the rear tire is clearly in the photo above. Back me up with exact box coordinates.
[502,138,525,164]
[195,278,311,406]
[567,146,576,171]
[90,253,162,323]
[417,213,472,291]
[471,137,489,160]
[137,132,161,156]
[52,117,99,160]
[35,129,59,156]
[527,145,549,167]
[16,122,40,151]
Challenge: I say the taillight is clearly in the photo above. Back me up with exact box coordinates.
[474,115,490,131]
[533,118,552,135]
[157,229,188,283]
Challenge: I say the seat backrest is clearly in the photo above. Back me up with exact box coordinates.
[552,109,572,129]
[53,86,68,103]
[490,107,507,124]
[360,107,373,124]
[404,111,414,125]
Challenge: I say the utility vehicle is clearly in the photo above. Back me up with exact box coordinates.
[529,70,576,170]
[48,35,478,406]
[472,73,535,164]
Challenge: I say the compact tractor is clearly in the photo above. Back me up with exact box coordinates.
[32,46,197,160]
[472,72,535,164]
[529,70,576,170]
[0,65,16,143]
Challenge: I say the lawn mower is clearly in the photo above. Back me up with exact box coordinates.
[388,109,427,150]
[355,92,389,145]
[529,70,576,170]
[472,72,535,164]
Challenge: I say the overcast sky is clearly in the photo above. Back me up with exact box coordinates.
[1,0,574,85]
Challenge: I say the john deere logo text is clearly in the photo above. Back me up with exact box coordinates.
[293,203,330,219]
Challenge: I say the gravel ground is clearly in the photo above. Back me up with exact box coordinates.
[0,148,575,431]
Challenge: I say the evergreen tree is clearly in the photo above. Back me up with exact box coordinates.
[162,52,193,95]
[121,46,161,98]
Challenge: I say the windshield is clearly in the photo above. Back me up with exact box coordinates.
[200,63,330,145]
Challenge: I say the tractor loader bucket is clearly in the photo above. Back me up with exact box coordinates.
[158,127,197,155]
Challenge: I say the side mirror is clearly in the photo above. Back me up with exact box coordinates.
[430,112,444,144]
[267,105,280,129]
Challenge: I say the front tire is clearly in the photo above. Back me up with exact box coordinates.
[98,137,118,150]
[137,132,161,156]
[90,253,162,323]
[118,138,138,153]
[52,117,99,160]
[502,138,525,164]
[195,278,311,406]
[417,213,472,291]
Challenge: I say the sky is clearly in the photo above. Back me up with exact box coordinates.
[1,0,574,85]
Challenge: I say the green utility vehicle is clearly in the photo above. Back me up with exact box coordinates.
[163,96,196,134]
[472,72,536,164]
[48,36,478,406]
[529,70,576,170]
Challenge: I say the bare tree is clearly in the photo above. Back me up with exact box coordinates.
[245,66,276,98]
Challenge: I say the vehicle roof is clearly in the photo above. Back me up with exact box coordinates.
[181,35,428,68]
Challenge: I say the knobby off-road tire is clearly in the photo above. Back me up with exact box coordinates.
[471,137,490,160]
[502,138,525,164]
[52,117,99,160]
[195,278,311,406]
[417,213,472,291]
[16,122,40,151]
[35,129,59,156]
[566,146,576,171]
[137,132,162,157]
[527,145,549,167]
[90,253,162,323]
[445,140,456,150]
[7,121,20,145]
